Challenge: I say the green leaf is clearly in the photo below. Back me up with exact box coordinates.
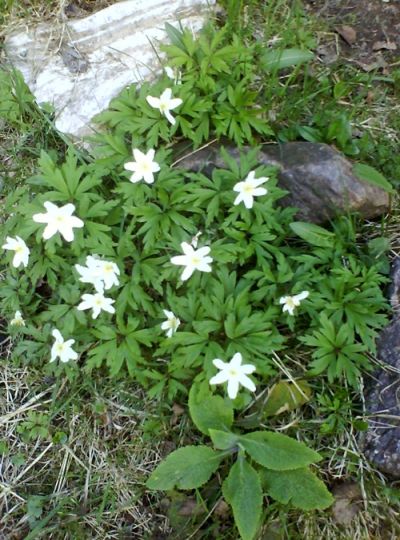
[239,431,321,470]
[146,446,224,490]
[222,458,262,540]
[262,48,314,72]
[353,163,394,193]
[189,385,234,436]
[209,429,239,450]
[261,468,333,510]
[290,221,335,247]
[263,380,311,417]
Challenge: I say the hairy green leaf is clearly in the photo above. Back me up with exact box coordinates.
[240,431,321,470]
[146,446,224,490]
[261,468,333,510]
[222,458,263,540]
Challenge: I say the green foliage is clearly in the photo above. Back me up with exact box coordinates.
[17,412,50,441]
[147,389,331,540]
[222,457,263,540]
[239,431,321,470]
[146,446,224,490]
[260,468,334,510]
[353,163,394,193]
[189,384,234,436]
[262,380,311,417]
[261,48,314,72]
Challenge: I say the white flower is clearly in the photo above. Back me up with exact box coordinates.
[171,242,213,281]
[75,256,120,292]
[209,352,256,400]
[124,148,160,184]
[279,290,309,316]
[33,201,84,242]
[146,88,183,125]
[50,329,78,363]
[2,236,30,268]
[233,171,269,209]
[164,66,182,85]
[161,309,181,338]
[77,291,115,319]
[10,310,25,327]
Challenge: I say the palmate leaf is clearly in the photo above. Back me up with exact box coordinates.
[239,431,321,470]
[146,446,224,490]
[261,468,333,510]
[222,458,263,540]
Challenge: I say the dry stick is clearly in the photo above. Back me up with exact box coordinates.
[0,391,52,425]
[171,138,218,168]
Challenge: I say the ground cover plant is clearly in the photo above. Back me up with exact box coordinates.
[1,0,400,538]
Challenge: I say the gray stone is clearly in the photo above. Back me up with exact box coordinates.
[179,142,390,222]
[363,257,400,477]
[4,0,215,139]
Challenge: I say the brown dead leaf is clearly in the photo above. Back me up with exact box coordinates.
[177,498,203,517]
[332,482,362,525]
[332,498,359,525]
[170,403,185,426]
[335,25,357,46]
[372,41,397,52]
[357,55,388,72]
[214,499,230,520]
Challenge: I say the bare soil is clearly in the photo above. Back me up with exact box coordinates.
[304,0,400,69]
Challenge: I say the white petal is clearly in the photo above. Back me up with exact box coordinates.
[146,96,161,109]
[168,98,183,109]
[241,364,256,375]
[295,290,309,301]
[171,255,188,266]
[52,329,63,341]
[32,212,49,224]
[210,371,230,385]
[253,177,269,187]
[230,352,243,369]
[61,203,76,216]
[238,373,256,393]
[42,223,59,240]
[143,171,155,184]
[161,88,172,100]
[242,193,254,209]
[196,246,210,257]
[213,358,227,370]
[227,378,240,399]
[233,193,244,206]
[124,161,136,172]
[181,265,194,281]
[164,110,176,125]
[279,296,288,305]
[252,187,267,197]
[181,242,193,255]
[59,226,74,242]
[196,261,212,273]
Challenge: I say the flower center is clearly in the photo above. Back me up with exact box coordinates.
[159,102,167,112]
[95,298,103,306]
[104,264,113,273]
[56,343,65,353]
[56,215,65,223]
[229,369,238,377]
[286,297,296,309]
[243,183,254,194]
[15,246,23,253]
[191,256,201,265]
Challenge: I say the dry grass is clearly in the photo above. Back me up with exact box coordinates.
[0,359,170,539]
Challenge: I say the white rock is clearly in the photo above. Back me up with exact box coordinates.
[4,0,215,139]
